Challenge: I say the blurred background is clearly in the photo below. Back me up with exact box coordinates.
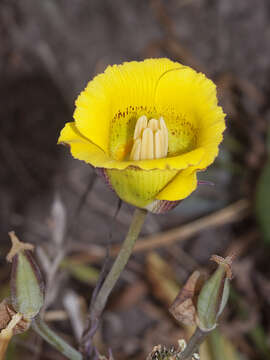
[0,0,270,359]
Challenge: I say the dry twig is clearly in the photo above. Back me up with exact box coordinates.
[67,199,249,264]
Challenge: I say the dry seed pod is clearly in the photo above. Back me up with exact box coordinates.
[169,271,205,326]
[7,232,45,319]
[0,312,23,359]
[0,305,31,360]
[0,299,30,335]
[0,300,12,332]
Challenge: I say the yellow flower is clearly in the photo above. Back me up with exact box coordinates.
[58,59,225,212]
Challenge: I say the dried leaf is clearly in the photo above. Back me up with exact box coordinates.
[169,271,204,326]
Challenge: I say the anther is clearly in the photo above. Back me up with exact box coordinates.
[130,115,169,161]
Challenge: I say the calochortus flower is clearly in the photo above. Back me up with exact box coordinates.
[58,59,225,213]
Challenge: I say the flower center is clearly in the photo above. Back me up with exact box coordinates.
[130,115,169,161]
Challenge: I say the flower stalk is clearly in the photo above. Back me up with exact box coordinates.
[91,208,147,318]
[178,327,207,360]
[81,207,147,356]
[32,317,82,360]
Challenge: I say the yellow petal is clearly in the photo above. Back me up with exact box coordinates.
[58,122,109,165]
[107,167,178,208]
[71,59,224,173]
[154,66,226,169]
[74,59,181,155]
[113,146,204,171]
[58,122,205,171]
[156,168,198,201]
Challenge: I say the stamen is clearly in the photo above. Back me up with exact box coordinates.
[159,117,168,156]
[141,128,154,160]
[130,115,169,161]
[154,130,163,159]
[130,138,142,161]
[134,115,147,140]
[148,118,159,132]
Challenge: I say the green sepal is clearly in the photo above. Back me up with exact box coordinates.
[197,264,229,331]
[11,250,44,319]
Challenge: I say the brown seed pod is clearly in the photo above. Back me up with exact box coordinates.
[0,300,30,335]
[169,271,205,326]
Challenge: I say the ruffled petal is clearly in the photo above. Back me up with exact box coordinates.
[72,59,225,172]
[154,66,226,169]
[58,122,109,165]
[58,122,205,171]
[74,59,182,153]
[107,167,178,208]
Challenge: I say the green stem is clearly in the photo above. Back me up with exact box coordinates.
[32,317,82,360]
[91,207,147,319]
[80,208,147,357]
[179,327,208,360]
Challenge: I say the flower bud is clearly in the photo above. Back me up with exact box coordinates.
[7,232,45,319]
[196,255,233,331]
